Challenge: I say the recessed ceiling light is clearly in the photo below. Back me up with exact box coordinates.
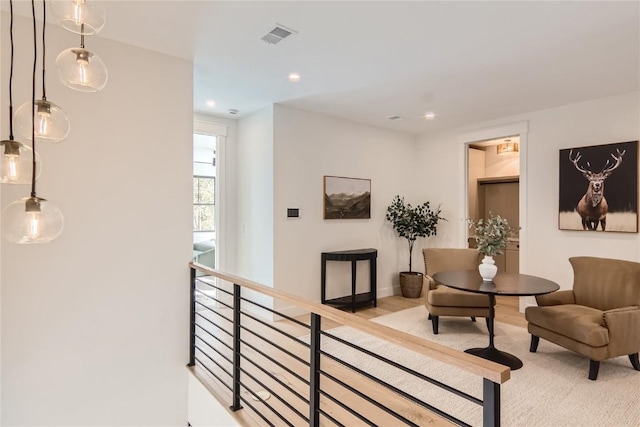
[288,73,301,82]
[206,100,216,107]
[424,112,436,120]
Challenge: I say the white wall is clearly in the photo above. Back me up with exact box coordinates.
[416,92,640,294]
[1,13,192,425]
[272,105,420,313]
[187,372,239,427]
[237,107,274,289]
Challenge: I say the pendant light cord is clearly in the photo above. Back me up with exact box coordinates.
[41,0,47,100]
[31,0,37,198]
[8,0,15,140]
[80,23,85,48]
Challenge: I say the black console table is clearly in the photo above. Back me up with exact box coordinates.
[321,248,377,313]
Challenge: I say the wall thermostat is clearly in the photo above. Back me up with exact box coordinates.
[287,208,300,219]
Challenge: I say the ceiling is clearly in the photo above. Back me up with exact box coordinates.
[6,1,640,135]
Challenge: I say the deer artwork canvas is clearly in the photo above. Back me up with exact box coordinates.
[559,141,638,232]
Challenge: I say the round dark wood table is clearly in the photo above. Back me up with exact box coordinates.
[432,269,559,370]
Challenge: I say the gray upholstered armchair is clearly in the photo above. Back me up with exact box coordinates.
[423,248,493,334]
[525,256,640,380]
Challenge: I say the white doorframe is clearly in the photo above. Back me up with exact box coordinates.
[194,120,228,271]
[458,121,530,311]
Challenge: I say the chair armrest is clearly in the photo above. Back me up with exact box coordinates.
[604,306,640,329]
[603,306,640,355]
[424,274,437,290]
[535,290,575,306]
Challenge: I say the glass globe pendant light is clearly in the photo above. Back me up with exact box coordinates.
[2,0,64,245]
[2,197,64,244]
[1,140,42,185]
[14,99,70,143]
[14,0,70,143]
[51,0,105,36]
[56,30,107,92]
[1,0,42,184]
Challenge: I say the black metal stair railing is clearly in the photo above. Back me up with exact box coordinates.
[188,263,507,427]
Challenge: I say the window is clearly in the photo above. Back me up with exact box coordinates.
[193,176,215,231]
[193,121,226,269]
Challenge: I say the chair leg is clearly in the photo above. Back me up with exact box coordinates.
[470,316,476,322]
[529,335,539,353]
[630,353,640,371]
[428,313,432,320]
[589,360,600,381]
[431,316,439,335]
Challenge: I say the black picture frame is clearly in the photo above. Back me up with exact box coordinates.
[559,140,638,232]
[323,176,371,219]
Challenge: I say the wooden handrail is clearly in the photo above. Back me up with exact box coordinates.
[190,262,511,384]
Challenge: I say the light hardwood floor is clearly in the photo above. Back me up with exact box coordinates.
[293,294,526,329]
[191,292,525,426]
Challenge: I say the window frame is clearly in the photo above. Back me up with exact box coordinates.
[193,175,216,232]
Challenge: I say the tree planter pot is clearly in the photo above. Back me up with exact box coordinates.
[400,272,423,298]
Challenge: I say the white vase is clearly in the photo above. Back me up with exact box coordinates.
[479,255,498,281]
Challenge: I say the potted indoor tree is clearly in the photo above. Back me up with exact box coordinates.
[386,195,446,298]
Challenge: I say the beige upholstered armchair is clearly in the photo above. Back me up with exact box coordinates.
[423,248,492,334]
[525,256,640,380]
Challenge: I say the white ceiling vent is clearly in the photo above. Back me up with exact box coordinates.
[387,115,404,121]
[261,24,297,45]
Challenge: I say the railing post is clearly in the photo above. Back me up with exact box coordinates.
[309,313,321,426]
[230,283,243,411]
[483,379,500,427]
[188,267,196,367]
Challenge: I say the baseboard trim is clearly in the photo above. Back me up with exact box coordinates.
[377,285,399,298]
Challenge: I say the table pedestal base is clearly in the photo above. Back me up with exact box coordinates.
[465,347,523,370]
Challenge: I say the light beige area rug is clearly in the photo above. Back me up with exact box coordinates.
[321,306,640,427]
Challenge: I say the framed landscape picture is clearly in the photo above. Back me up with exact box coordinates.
[323,176,371,219]
[558,140,638,232]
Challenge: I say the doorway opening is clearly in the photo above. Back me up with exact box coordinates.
[460,121,528,313]
[467,136,520,274]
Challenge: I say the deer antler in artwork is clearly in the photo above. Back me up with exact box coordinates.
[600,149,626,178]
[569,150,589,176]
